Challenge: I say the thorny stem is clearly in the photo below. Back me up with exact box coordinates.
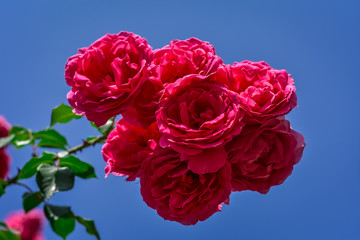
[2,131,110,191]
[67,135,107,155]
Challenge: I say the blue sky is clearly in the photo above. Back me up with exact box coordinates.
[0,0,359,239]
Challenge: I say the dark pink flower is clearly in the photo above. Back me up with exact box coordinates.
[156,74,244,174]
[0,116,11,179]
[217,61,297,119]
[122,37,223,128]
[140,148,231,225]
[5,209,45,240]
[0,115,10,138]
[226,118,305,194]
[0,149,10,180]
[102,119,160,181]
[152,37,223,85]
[121,76,163,128]
[65,32,153,126]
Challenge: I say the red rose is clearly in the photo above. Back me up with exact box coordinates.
[65,31,153,126]
[156,74,244,174]
[5,209,45,240]
[121,76,163,128]
[0,148,10,180]
[140,148,231,225]
[217,61,297,119]
[226,118,305,194]
[102,119,159,181]
[122,37,223,128]
[152,37,223,85]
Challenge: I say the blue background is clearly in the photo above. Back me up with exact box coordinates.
[0,0,359,239]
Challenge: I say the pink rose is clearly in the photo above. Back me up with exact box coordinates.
[0,115,11,138]
[157,74,244,174]
[226,118,305,194]
[102,119,160,181]
[217,61,297,119]
[121,76,163,128]
[5,209,45,240]
[140,148,231,225]
[152,37,223,85]
[65,31,153,126]
[122,37,223,128]
[0,116,11,179]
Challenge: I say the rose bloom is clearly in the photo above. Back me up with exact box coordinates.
[157,74,243,174]
[65,31,153,126]
[5,209,45,240]
[0,116,11,179]
[217,60,297,120]
[0,115,11,138]
[226,118,305,194]
[0,149,10,180]
[140,148,231,225]
[122,37,223,128]
[102,119,160,181]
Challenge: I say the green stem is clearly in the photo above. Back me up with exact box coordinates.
[67,135,107,155]
[4,134,107,191]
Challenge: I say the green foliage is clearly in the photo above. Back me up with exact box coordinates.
[22,192,44,213]
[76,216,100,240]
[9,126,34,149]
[0,180,7,197]
[19,152,56,179]
[1,104,110,239]
[50,104,82,126]
[0,185,4,197]
[33,129,68,150]
[0,230,20,240]
[59,156,96,179]
[36,164,75,200]
[0,135,15,148]
[0,222,6,228]
[91,118,114,135]
[44,204,75,239]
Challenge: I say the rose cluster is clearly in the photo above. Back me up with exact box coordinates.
[66,32,305,225]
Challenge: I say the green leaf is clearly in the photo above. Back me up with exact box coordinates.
[59,156,96,179]
[33,129,68,150]
[36,164,75,200]
[0,179,7,197]
[19,152,56,179]
[22,192,44,213]
[76,216,100,240]
[91,118,114,135]
[51,104,82,127]
[0,221,7,229]
[86,136,97,142]
[0,185,4,197]
[0,134,15,148]
[9,126,34,149]
[0,230,20,240]
[44,204,75,239]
